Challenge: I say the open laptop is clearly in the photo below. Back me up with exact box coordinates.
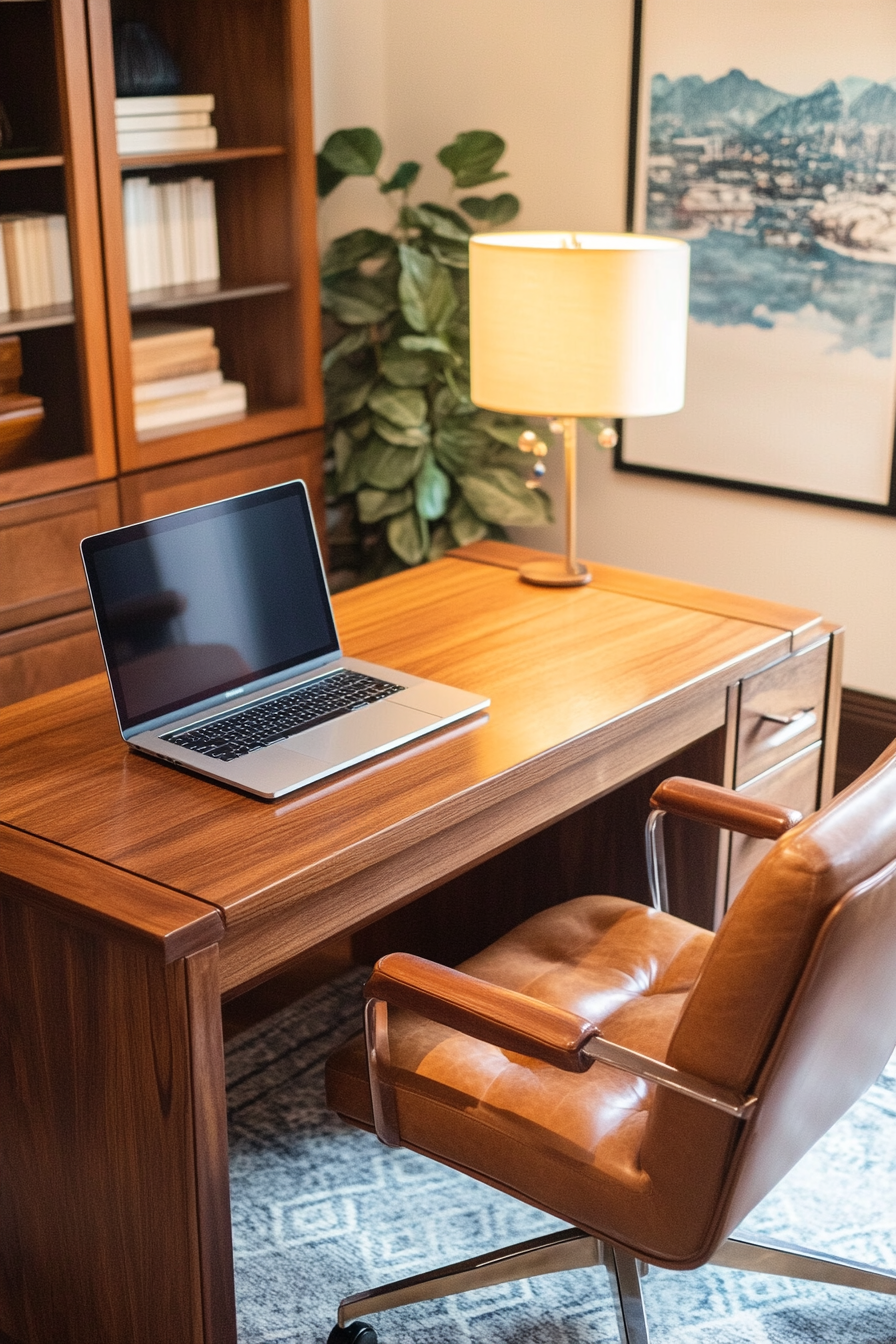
[80,479,489,800]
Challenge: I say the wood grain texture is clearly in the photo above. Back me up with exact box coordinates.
[0,825,223,959]
[184,946,237,1344]
[451,541,822,641]
[0,608,104,705]
[0,894,207,1342]
[0,481,118,632]
[0,553,803,994]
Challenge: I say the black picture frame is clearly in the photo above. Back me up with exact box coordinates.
[616,0,896,516]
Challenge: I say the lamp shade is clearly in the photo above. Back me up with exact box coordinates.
[469,232,690,418]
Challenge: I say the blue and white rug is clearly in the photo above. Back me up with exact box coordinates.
[226,970,896,1344]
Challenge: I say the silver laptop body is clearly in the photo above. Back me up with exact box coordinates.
[81,480,488,800]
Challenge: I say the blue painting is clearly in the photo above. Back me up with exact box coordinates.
[623,4,896,510]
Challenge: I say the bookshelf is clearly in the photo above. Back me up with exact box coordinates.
[0,0,325,705]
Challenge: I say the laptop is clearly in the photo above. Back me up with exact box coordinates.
[80,479,489,800]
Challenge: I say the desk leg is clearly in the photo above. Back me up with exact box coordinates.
[0,891,236,1344]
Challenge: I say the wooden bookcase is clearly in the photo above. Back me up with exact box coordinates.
[0,0,325,706]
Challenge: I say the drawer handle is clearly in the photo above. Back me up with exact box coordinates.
[758,708,817,749]
[759,708,816,727]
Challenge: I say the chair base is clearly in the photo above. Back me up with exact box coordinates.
[329,1225,896,1344]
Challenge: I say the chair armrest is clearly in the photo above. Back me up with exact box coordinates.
[650,776,802,839]
[366,952,596,1073]
[363,953,756,1148]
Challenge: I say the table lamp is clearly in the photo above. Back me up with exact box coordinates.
[469,231,690,586]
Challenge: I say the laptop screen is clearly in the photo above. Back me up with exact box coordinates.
[81,481,340,733]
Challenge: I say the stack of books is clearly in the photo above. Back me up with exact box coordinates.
[0,213,73,313]
[115,94,218,156]
[122,176,220,293]
[0,335,44,467]
[131,322,246,438]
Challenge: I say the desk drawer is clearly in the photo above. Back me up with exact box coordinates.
[735,640,828,786]
[728,741,822,904]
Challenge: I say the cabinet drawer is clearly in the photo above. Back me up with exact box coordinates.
[735,639,829,786]
[0,610,105,706]
[0,483,119,633]
[118,431,326,537]
[728,741,822,905]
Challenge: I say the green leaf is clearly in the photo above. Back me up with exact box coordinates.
[362,437,425,490]
[459,192,520,226]
[458,468,552,526]
[448,495,488,546]
[399,204,425,233]
[380,343,435,387]
[336,443,368,493]
[398,245,458,334]
[372,416,430,447]
[321,229,394,278]
[331,427,354,474]
[380,160,421,193]
[368,383,427,427]
[320,127,383,176]
[429,522,453,561]
[317,154,346,198]
[345,412,372,441]
[433,386,475,420]
[321,274,397,325]
[474,412,530,447]
[434,421,490,474]
[437,130,509,189]
[415,203,472,240]
[428,238,470,270]
[324,361,376,421]
[357,486,414,523]
[414,449,451,520]
[387,510,428,566]
[399,333,454,356]
[322,327,370,373]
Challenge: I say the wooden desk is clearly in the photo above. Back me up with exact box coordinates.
[0,542,840,1344]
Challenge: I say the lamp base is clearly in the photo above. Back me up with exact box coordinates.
[518,559,592,588]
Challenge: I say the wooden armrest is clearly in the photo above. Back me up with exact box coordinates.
[364,953,756,1123]
[365,952,596,1073]
[650,776,802,839]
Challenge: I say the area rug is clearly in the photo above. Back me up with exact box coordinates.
[226,969,896,1344]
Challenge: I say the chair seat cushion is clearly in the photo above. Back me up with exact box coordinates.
[326,895,714,1259]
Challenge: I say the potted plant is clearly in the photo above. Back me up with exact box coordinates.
[317,127,554,583]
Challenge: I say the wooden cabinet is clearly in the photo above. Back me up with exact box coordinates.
[0,0,324,707]
[716,632,841,919]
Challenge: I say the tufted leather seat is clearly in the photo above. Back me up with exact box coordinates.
[325,741,896,1339]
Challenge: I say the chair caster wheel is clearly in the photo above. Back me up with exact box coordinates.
[327,1323,378,1344]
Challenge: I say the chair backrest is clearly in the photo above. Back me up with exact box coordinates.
[639,738,896,1266]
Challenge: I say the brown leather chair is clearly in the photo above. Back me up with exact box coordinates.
[325,743,896,1343]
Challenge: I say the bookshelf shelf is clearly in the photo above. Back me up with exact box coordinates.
[0,155,65,172]
[0,303,75,335]
[118,145,287,172]
[129,278,291,313]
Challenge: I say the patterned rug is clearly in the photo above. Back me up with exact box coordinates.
[226,969,896,1344]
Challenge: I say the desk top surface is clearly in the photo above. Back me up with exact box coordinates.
[0,544,821,981]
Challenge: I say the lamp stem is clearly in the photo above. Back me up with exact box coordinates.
[563,415,578,577]
[517,415,591,588]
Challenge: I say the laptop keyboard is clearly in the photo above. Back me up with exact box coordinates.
[162,669,405,762]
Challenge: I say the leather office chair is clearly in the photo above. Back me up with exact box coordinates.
[325,741,896,1343]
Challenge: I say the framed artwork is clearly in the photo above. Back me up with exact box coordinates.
[618,0,896,514]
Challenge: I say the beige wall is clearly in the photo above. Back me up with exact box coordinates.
[310,0,896,696]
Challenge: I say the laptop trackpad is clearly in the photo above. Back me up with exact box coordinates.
[280,699,439,763]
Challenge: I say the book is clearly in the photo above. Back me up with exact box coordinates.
[46,215,73,306]
[114,94,215,116]
[1,217,33,310]
[0,235,8,314]
[115,111,212,133]
[0,390,44,466]
[132,368,223,403]
[117,126,218,156]
[131,322,219,383]
[186,177,220,283]
[134,379,246,434]
[0,335,22,392]
[160,181,190,286]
